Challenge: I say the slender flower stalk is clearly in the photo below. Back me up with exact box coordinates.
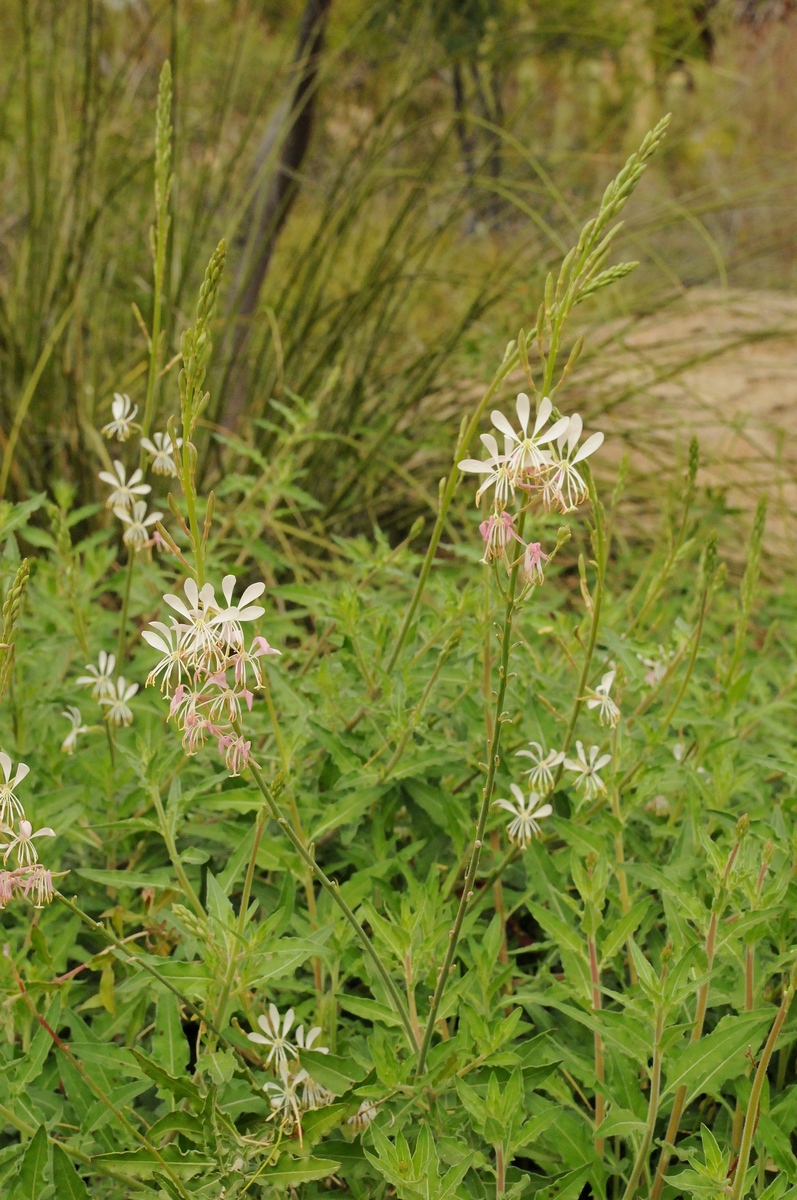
[588,934,605,1157]
[729,968,797,1200]
[622,978,667,1200]
[237,747,419,1052]
[415,510,528,1079]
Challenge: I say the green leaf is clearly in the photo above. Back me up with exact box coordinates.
[528,1165,592,1199]
[129,1048,203,1108]
[664,1010,773,1102]
[52,1144,89,1200]
[595,1109,647,1139]
[299,1050,366,1095]
[67,1041,142,1077]
[91,1147,214,1179]
[15,995,60,1088]
[337,994,404,1028]
[599,900,650,966]
[526,902,585,955]
[153,992,187,1079]
[257,1156,341,1186]
[76,868,176,889]
[147,1112,206,1143]
[12,1125,49,1200]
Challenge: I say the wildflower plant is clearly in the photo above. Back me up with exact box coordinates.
[2,88,797,1200]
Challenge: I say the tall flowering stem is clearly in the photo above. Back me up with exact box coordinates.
[177,239,227,589]
[551,465,608,788]
[621,971,667,1200]
[387,339,520,673]
[415,511,527,1080]
[117,63,173,665]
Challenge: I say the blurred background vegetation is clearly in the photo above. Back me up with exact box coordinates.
[2,0,797,553]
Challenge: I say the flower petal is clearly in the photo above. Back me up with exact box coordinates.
[490,410,516,441]
[240,582,266,608]
[516,392,530,433]
[458,459,494,474]
[142,631,171,655]
[572,431,604,464]
[537,416,571,445]
[533,396,553,435]
[480,432,500,459]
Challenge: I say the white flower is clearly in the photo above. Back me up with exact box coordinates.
[295,1025,329,1054]
[210,575,267,649]
[347,1100,379,1133]
[301,1075,334,1111]
[247,1004,298,1068]
[262,1060,309,1127]
[100,677,138,726]
[21,864,54,908]
[115,500,163,550]
[61,706,89,755]
[164,579,225,672]
[543,414,604,512]
[515,741,564,792]
[97,461,151,510]
[491,394,570,480]
[0,819,55,868]
[142,621,189,693]
[645,795,671,817]
[141,431,181,477]
[494,784,552,848]
[0,754,29,826]
[458,434,516,508]
[564,740,612,800]
[230,637,281,689]
[293,1028,333,1110]
[638,647,670,686]
[76,651,117,701]
[586,670,621,728]
[102,393,139,442]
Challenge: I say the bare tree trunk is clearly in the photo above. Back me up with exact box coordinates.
[220,0,333,431]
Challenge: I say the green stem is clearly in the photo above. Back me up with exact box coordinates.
[730,975,796,1200]
[150,784,204,918]
[243,756,419,1052]
[551,471,607,788]
[658,584,709,732]
[386,343,519,673]
[415,511,527,1080]
[116,550,135,666]
[622,996,665,1200]
[214,801,270,1027]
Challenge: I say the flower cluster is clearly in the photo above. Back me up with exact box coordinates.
[247,1005,334,1131]
[99,397,178,553]
[0,752,55,908]
[76,651,139,729]
[496,732,615,845]
[459,393,603,583]
[143,574,280,773]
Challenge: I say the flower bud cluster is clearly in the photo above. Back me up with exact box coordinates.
[143,574,280,774]
[0,752,55,908]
